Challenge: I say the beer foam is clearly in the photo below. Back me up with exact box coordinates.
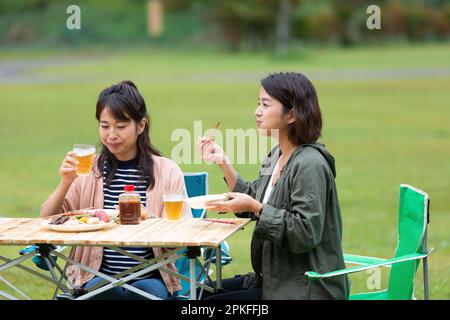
[74,148,96,156]
[163,195,186,201]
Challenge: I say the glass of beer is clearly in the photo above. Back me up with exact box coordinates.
[73,144,96,176]
[163,189,186,220]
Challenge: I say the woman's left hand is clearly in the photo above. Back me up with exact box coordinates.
[206,192,263,215]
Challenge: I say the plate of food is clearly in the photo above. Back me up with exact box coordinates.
[184,194,229,209]
[41,209,119,232]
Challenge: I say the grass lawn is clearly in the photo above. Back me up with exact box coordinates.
[0,43,449,299]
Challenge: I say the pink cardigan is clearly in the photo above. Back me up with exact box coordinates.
[52,155,192,295]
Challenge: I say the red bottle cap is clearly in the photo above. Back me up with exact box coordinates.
[124,185,135,192]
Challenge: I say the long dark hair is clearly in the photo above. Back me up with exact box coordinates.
[261,72,322,145]
[95,80,162,190]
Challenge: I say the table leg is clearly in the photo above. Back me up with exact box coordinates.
[186,247,201,300]
[0,251,35,272]
[0,254,69,292]
[0,275,30,300]
[216,244,222,291]
[0,251,41,300]
[51,249,179,300]
[104,247,216,295]
[190,258,196,300]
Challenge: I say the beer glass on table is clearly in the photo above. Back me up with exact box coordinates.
[163,189,186,220]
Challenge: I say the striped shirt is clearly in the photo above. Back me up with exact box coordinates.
[100,157,159,280]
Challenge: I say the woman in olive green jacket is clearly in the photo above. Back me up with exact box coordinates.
[198,72,350,300]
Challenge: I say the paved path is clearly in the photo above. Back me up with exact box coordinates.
[1,57,449,84]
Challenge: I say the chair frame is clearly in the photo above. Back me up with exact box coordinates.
[305,184,432,300]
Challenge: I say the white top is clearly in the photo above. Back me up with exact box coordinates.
[262,159,280,204]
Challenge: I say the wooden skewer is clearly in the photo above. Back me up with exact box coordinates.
[202,218,238,225]
[209,121,220,139]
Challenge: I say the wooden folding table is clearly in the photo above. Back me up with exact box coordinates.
[0,217,251,300]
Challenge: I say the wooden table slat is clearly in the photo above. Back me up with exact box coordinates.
[185,219,248,247]
[0,219,41,245]
[145,219,214,247]
[131,218,191,246]
[0,218,251,247]
[121,219,184,246]
[86,221,158,245]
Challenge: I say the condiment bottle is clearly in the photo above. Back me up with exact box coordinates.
[119,185,141,225]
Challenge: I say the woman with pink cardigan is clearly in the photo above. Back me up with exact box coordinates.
[40,80,191,299]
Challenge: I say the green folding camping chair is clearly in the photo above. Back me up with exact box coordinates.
[305,184,433,300]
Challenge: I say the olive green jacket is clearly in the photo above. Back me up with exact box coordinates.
[233,143,350,300]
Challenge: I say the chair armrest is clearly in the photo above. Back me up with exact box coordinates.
[306,249,433,280]
[344,253,388,266]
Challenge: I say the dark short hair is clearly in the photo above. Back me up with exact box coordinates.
[261,72,322,145]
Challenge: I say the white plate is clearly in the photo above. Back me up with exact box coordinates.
[41,209,118,232]
[184,194,228,209]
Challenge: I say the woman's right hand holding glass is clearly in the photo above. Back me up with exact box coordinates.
[59,151,79,184]
[197,136,229,165]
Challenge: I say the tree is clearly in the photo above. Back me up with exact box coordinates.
[276,0,294,55]
[147,0,163,37]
